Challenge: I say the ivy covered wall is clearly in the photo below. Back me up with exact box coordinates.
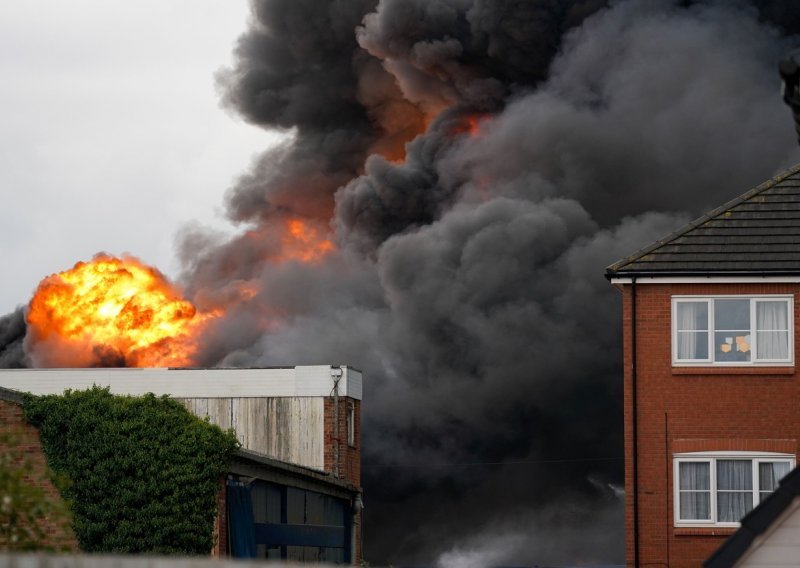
[23,387,238,554]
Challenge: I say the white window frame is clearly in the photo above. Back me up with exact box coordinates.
[671,295,794,366]
[673,452,795,527]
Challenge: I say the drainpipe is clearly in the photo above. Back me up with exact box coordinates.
[631,277,640,567]
[351,491,364,565]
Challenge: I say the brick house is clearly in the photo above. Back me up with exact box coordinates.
[0,365,362,563]
[606,164,800,567]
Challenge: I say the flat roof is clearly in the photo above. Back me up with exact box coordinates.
[0,365,362,400]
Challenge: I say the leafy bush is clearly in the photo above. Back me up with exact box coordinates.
[23,387,239,554]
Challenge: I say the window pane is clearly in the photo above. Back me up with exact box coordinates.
[677,331,709,360]
[677,302,708,331]
[757,331,789,360]
[714,332,751,362]
[756,301,789,331]
[677,461,710,519]
[717,460,753,490]
[759,461,792,492]
[680,462,710,490]
[680,491,710,520]
[718,491,753,522]
[715,299,750,330]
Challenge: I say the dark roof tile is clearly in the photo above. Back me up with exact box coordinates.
[607,164,800,276]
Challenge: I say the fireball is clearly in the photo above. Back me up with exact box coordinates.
[26,254,210,368]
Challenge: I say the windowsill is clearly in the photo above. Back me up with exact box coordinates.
[672,366,794,375]
[674,527,737,537]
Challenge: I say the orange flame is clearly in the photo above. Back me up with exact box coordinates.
[449,113,486,138]
[26,255,212,368]
[281,218,335,263]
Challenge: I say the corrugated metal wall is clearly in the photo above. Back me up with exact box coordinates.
[176,397,325,470]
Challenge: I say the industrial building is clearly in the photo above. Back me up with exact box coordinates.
[0,365,363,563]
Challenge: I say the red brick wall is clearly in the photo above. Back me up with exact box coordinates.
[323,397,361,487]
[620,282,800,567]
[0,398,79,552]
[211,477,227,557]
[323,396,362,562]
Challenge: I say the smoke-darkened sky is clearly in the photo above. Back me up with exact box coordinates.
[3,1,800,566]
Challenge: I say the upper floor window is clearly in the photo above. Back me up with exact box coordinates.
[674,453,794,527]
[672,296,793,365]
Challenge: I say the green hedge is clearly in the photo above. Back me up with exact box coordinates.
[23,387,239,554]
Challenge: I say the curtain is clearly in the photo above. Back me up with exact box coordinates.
[717,460,753,522]
[757,301,789,360]
[677,302,708,360]
[759,461,792,501]
[679,462,710,520]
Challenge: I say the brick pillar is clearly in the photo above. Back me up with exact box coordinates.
[211,476,227,557]
[324,396,362,563]
[0,399,79,552]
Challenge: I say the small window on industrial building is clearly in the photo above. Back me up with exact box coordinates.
[674,452,794,527]
[346,401,355,447]
[672,296,793,365]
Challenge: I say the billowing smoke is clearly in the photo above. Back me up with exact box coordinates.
[0,308,28,369]
[4,0,800,564]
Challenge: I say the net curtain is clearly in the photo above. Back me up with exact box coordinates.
[679,462,710,519]
[677,302,707,360]
[717,460,752,522]
[756,301,789,359]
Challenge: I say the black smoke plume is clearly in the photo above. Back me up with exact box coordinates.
[0,308,28,369]
[4,0,800,565]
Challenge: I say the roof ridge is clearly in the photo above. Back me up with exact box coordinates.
[606,163,800,276]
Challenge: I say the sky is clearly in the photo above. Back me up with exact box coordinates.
[0,1,281,314]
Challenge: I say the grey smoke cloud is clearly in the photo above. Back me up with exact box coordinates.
[0,308,28,369]
[356,0,608,112]
[435,493,624,568]
[4,0,800,564]
[217,0,382,225]
[192,2,797,563]
[219,0,378,131]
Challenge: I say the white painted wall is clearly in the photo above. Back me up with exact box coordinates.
[736,496,800,567]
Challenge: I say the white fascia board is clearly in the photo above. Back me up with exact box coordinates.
[610,276,800,285]
[0,366,363,400]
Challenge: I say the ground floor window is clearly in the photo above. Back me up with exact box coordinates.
[228,477,352,562]
[674,452,794,527]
